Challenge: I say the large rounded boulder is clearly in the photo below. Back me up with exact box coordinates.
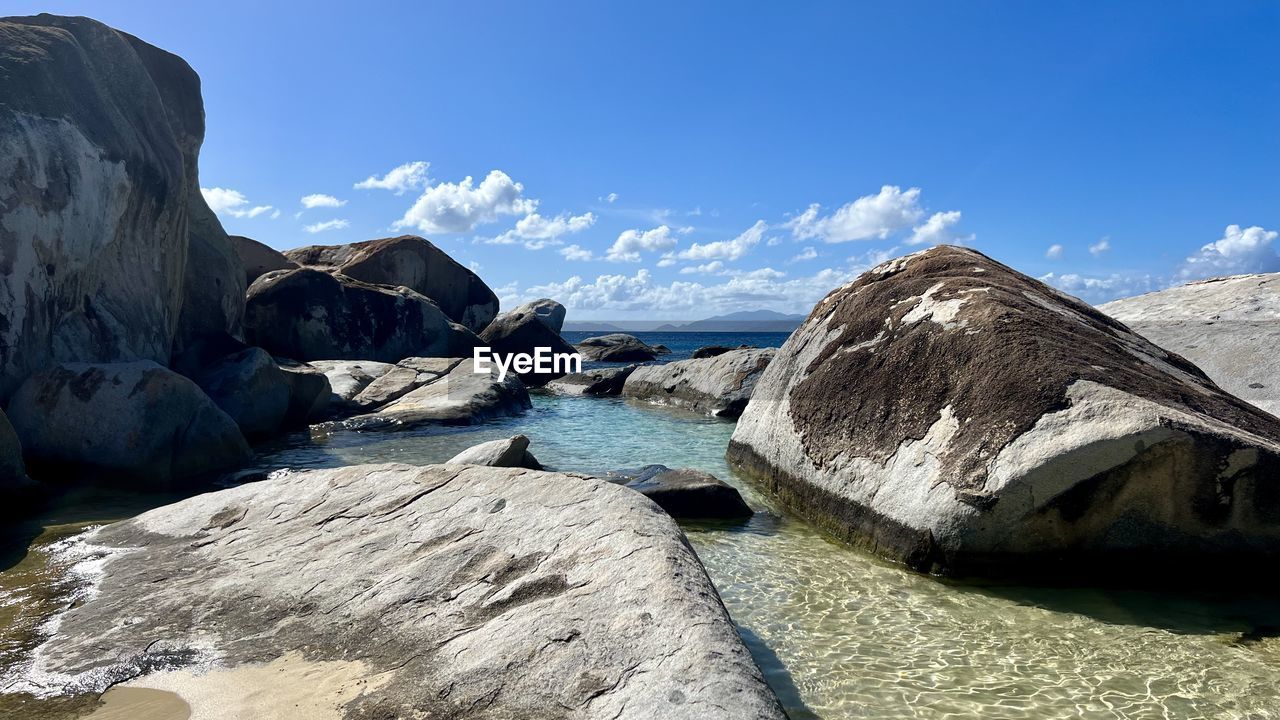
[479,308,578,386]
[0,15,239,402]
[729,245,1280,578]
[244,268,481,363]
[510,298,567,333]
[192,346,291,439]
[7,361,251,487]
[286,235,499,332]
[575,333,659,362]
[231,234,297,285]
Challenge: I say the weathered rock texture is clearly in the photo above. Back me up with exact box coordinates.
[546,366,637,397]
[349,357,461,411]
[21,464,784,719]
[1101,273,1280,417]
[0,15,241,402]
[511,298,567,333]
[6,361,250,486]
[729,245,1280,576]
[286,235,499,332]
[309,360,395,409]
[623,349,776,418]
[230,234,297,285]
[244,268,481,363]
[338,360,531,430]
[606,466,753,520]
[576,334,659,362]
[479,308,578,386]
[447,435,542,469]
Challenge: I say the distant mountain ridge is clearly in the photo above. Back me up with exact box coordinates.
[563,309,805,333]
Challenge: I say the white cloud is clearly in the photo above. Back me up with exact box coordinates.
[201,187,273,219]
[603,192,619,203]
[785,186,925,243]
[303,219,350,234]
[270,209,281,220]
[907,210,972,246]
[791,246,818,263]
[489,211,596,248]
[1176,225,1279,282]
[1089,237,1111,257]
[606,225,678,262]
[560,244,595,261]
[355,161,430,195]
[394,170,536,235]
[1040,271,1158,304]
[1046,244,1064,260]
[301,193,347,209]
[468,260,482,272]
[680,261,726,275]
[656,253,677,268]
[677,220,767,261]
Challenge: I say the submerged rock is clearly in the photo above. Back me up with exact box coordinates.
[606,465,753,520]
[0,15,233,402]
[19,463,784,719]
[339,360,530,429]
[231,234,297,284]
[7,361,250,487]
[1101,273,1280,417]
[244,268,481,363]
[448,434,542,469]
[575,334,659,362]
[545,366,637,396]
[510,298,567,333]
[286,235,499,332]
[479,308,578,386]
[729,245,1280,577]
[622,348,775,418]
[193,347,290,439]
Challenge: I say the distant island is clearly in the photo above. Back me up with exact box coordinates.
[563,309,806,333]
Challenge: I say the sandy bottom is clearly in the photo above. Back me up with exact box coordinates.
[85,652,389,720]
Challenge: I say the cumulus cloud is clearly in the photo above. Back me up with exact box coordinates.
[1176,225,1279,282]
[489,211,596,249]
[559,244,595,261]
[676,220,767,261]
[907,210,972,246]
[606,225,678,262]
[680,261,726,275]
[1040,271,1158,304]
[355,161,430,194]
[785,186,925,243]
[1089,237,1111,257]
[394,170,536,235]
[201,187,273,219]
[790,246,818,263]
[301,193,346,209]
[656,253,677,268]
[1045,244,1064,260]
[304,219,350,234]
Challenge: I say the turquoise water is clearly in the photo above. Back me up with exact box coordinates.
[252,391,1280,720]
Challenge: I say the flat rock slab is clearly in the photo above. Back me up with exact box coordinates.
[20,463,784,719]
[335,360,530,430]
[622,349,776,418]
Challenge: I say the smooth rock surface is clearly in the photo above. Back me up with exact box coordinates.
[1101,273,1280,417]
[575,334,659,362]
[729,245,1280,576]
[193,347,290,439]
[623,349,776,418]
[447,434,542,469]
[0,15,226,401]
[18,463,784,719]
[6,361,250,486]
[338,360,531,429]
[350,357,462,411]
[230,234,297,285]
[479,308,578,386]
[274,358,332,428]
[545,366,637,396]
[244,268,481,363]
[286,235,499,332]
[510,298,567,333]
[308,360,395,409]
[606,465,753,520]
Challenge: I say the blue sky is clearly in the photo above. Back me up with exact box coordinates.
[17,1,1280,319]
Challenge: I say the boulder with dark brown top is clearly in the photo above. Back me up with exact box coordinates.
[622,348,775,418]
[575,333,659,362]
[1101,273,1280,418]
[479,308,579,386]
[231,234,298,285]
[285,235,499,332]
[729,245,1280,578]
[244,268,482,363]
[0,14,239,402]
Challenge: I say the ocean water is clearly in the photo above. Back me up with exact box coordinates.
[560,330,790,364]
[6,332,1280,718]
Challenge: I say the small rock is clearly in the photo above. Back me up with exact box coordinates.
[575,334,659,362]
[606,465,752,519]
[447,435,541,469]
